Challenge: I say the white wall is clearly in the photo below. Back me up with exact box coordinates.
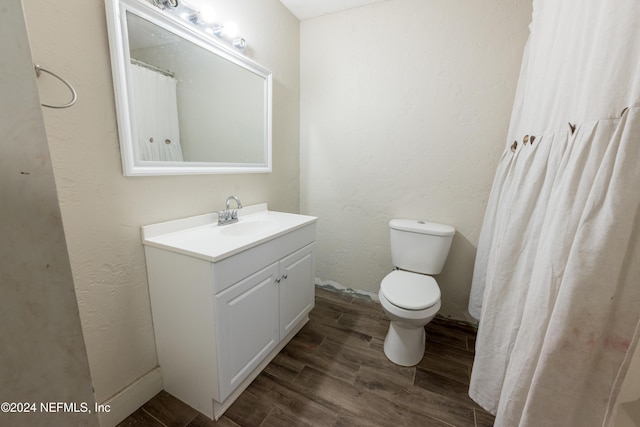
[0,1,98,425]
[300,0,532,321]
[21,0,299,411]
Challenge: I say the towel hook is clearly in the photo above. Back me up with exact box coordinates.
[34,64,78,109]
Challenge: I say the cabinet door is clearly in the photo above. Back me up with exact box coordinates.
[279,243,315,338]
[215,263,279,400]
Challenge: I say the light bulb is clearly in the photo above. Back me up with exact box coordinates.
[198,6,216,23]
[210,24,224,36]
[222,22,238,38]
[232,38,246,49]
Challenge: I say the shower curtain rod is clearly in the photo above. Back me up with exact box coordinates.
[130,58,175,78]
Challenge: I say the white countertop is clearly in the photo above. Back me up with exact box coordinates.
[141,204,317,262]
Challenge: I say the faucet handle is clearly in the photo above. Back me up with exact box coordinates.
[219,196,242,225]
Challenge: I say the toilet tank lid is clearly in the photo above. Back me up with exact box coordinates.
[390,219,455,236]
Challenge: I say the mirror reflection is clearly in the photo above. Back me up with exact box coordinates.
[127,12,267,164]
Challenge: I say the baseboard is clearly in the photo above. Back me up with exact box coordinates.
[97,367,163,427]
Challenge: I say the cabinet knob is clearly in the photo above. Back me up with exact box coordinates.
[275,278,281,284]
[282,274,288,280]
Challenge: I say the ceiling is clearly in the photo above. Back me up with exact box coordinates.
[278,0,386,20]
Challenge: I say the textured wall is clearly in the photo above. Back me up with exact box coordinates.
[21,0,300,404]
[0,1,98,425]
[300,0,532,321]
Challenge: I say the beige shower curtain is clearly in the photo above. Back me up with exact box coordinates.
[468,1,640,425]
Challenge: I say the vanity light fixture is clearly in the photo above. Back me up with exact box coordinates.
[222,22,238,38]
[206,24,224,37]
[152,0,178,9]
[232,38,247,50]
[198,6,216,23]
[152,0,247,51]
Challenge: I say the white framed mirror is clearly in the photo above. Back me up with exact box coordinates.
[105,0,272,176]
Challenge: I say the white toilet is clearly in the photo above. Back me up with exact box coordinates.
[379,219,455,366]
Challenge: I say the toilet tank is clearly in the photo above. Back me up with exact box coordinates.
[389,219,455,275]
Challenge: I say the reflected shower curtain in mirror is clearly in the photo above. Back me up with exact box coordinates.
[130,63,184,161]
[468,0,640,425]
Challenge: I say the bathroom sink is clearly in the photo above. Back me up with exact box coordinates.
[219,220,278,237]
[141,203,317,262]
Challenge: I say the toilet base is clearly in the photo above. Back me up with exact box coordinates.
[383,322,426,366]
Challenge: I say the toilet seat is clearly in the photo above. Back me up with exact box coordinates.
[380,270,440,310]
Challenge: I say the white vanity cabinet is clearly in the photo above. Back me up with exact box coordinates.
[141,206,316,420]
[215,243,315,400]
[214,262,280,401]
[278,244,315,337]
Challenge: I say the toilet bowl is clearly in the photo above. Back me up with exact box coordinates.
[379,219,454,366]
[379,270,441,366]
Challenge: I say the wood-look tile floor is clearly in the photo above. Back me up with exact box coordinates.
[118,287,494,427]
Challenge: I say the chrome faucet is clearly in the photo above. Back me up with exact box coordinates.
[218,195,243,225]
